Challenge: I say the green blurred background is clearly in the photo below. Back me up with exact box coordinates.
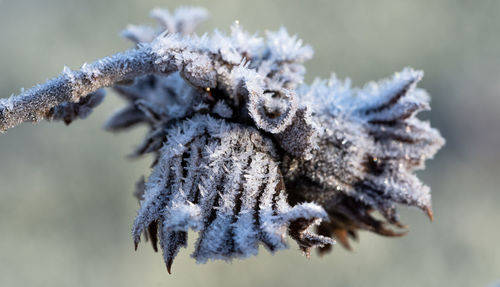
[0,0,499,286]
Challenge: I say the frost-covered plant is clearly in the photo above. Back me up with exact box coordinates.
[0,7,444,273]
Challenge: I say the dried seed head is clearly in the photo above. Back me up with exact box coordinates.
[0,6,444,273]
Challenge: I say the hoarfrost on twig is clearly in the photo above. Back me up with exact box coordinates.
[0,6,444,272]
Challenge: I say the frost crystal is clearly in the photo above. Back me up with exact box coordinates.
[132,114,332,272]
[0,7,444,272]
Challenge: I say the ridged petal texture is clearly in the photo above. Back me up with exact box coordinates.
[132,114,333,273]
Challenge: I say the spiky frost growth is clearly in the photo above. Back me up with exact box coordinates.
[286,69,445,250]
[0,7,444,272]
[132,114,333,272]
[0,19,308,133]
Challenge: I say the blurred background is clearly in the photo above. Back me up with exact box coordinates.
[0,0,499,286]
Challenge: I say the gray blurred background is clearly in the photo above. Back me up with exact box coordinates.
[0,0,499,286]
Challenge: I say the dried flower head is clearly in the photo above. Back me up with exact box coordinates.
[0,7,444,273]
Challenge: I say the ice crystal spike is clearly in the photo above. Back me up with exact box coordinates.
[0,6,444,272]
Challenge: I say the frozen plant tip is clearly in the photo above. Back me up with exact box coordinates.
[0,7,444,273]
